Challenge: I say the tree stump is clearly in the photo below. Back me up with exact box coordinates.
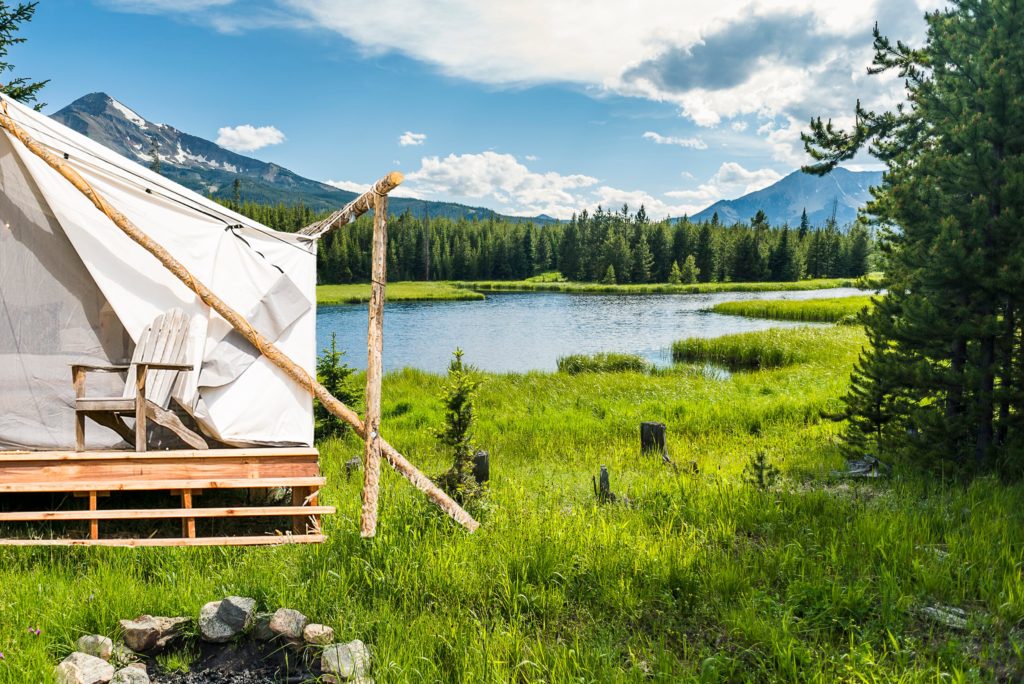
[593,464,616,503]
[640,422,669,461]
[472,450,490,485]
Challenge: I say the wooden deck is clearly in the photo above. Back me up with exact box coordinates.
[0,447,334,546]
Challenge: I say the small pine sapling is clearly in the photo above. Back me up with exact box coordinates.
[314,332,359,439]
[743,451,780,490]
[435,348,485,502]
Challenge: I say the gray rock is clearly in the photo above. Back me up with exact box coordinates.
[303,623,334,645]
[76,635,113,661]
[252,612,275,641]
[321,640,371,680]
[199,602,234,643]
[110,667,150,684]
[55,652,115,684]
[268,608,308,642]
[119,616,189,653]
[216,596,256,632]
[919,604,968,630]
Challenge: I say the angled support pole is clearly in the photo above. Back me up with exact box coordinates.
[0,101,479,533]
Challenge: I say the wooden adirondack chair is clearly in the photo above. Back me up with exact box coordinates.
[72,308,208,452]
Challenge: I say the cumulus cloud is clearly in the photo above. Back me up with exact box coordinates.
[401,151,597,218]
[324,179,366,193]
[665,162,783,215]
[107,0,939,163]
[642,131,708,150]
[399,131,427,146]
[215,124,286,152]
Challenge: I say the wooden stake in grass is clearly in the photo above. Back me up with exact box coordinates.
[0,100,479,533]
[361,191,387,538]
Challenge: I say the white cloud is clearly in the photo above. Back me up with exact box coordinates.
[731,121,748,132]
[665,162,783,215]
[324,179,366,193]
[398,131,427,146]
[215,124,286,152]
[106,0,939,164]
[524,154,539,161]
[642,131,708,150]
[402,151,597,218]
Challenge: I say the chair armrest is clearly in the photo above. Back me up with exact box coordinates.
[136,362,194,371]
[70,364,130,373]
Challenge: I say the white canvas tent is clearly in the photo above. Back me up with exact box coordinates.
[0,93,317,450]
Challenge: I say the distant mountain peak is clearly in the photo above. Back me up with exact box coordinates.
[50,93,555,223]
[686,167,882,228]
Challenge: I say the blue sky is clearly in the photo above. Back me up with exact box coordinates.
[14,0,934,218]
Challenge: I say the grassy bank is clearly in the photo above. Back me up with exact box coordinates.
[712,295,877,323]
[456,275,877,295]
[2,327,1022,681]
[317,281,485,305]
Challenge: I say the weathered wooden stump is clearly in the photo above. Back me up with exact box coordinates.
[641,422,668,459]
[593,464,616,503]
[472,450,490,485]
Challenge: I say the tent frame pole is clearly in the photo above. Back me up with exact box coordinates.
[0,101,479,533]
[361,191,386,538]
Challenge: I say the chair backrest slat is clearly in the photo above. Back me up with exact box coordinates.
[120,308,192,408]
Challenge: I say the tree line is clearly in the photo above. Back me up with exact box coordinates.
[221,199,876,285]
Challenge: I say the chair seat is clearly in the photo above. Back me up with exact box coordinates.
[75,397,136,412]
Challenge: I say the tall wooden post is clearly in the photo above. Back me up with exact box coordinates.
[361,192,387,538]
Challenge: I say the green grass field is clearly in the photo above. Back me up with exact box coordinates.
[456,275,879,296]
[712,295,878,324]
[317,281,485,305]
[2,325,1022,681]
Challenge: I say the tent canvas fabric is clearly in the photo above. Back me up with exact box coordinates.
[0,93,317,449]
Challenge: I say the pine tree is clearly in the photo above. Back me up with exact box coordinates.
[0,2,46,108]
[679,254,700,284]
[601,264,616,285]
[768,227,798,281]
[804,0,1024,474]
[695,223,715,282]
[668,260,683,284]
[798,208,811,240]
[232,177,241,204]
[632,233,654,283]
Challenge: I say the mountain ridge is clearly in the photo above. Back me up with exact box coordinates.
[51,92,550,223]
[51,92,881,228]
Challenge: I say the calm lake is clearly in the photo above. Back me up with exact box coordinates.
[316,287,864,374]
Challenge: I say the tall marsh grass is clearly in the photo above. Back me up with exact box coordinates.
[556,352,651,374]
[672,326,861,370]
[712,295,877,323]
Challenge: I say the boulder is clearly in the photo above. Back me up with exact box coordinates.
[118,616,189,653]
[199,597,255,643]
[110,667,150,684]
[268,608,308,642]
[217,596,256,632]
[55,652,115,684]
[303,623,335,646]
[76,635,113,661]
[321,640,371,681]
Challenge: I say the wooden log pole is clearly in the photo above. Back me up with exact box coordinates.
[361,191,387,538]
[0,101,479,533]
[298,173,404,239]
